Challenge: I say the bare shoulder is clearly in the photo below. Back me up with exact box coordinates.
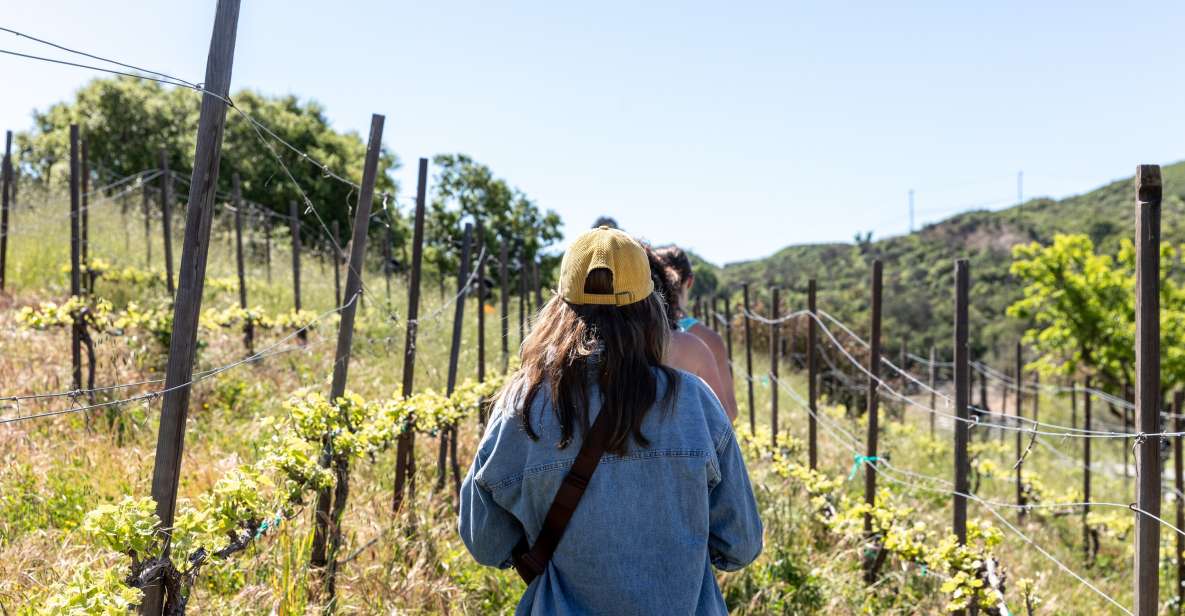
[667,331,715,375]
[689,322,727,354]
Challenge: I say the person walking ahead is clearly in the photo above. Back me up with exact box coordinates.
[459,226,762,616]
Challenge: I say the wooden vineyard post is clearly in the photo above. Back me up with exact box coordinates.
[769,286,780,447]
[289,201,305,344]
[69,126,82,395]
[1175,390,1184,611]
[142,1,240,611]
[476,221,488,425]
[392,158,428,513]
[723,293,734,371]
[0,130,10,292]
[499,236,510,371]
[952,259,970,610]
[863,259,882,584]
[1015,342,1024,520]
[159,148,175,296]
[231,175,252,354]
[142,174,152,267]
[80,139,88,292]
[1083,376,1093,563]
[742,283,756,434]
[331,219,342,306]
[319,114,384,605]
[437,222,472,494]
[518,240,526,341]
[929,346,937,437]
[807,279,818,469]
[1133,164,1162,616]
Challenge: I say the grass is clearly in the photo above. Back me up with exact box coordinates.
[0,179,1166,614]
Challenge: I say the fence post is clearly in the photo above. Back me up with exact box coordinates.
[476,220,488,425]
[392,158,428,513]
[81,139,89,292]
[331,219,341,306]
[808,279,818,469]
[769,286,780,447]
[0,130,11,292]
[1175,390,1184,612]
[742,283,755,434]
[437,222,472,494]
[953,260,970,597]
[1015,342,1025,520]
[231,175,252,354]
[863,259,882,583]
[499,236,510,371]
[159,148,175,296]
[320,114,384,605]
[723,293,734,371]
[929,346,937,438]
[142,175,152,268]
[1133,164,1162,616]
[1083,377,1093,562]
[518,240,526,341]
[69,126,82,394]
[141,1,240,611]
[288,201,304,344]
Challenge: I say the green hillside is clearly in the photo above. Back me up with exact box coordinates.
[716,161,1185,365]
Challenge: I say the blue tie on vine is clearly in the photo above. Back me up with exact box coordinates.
[848,454,880,480]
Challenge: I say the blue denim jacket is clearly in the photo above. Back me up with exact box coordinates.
[459,369,763,615]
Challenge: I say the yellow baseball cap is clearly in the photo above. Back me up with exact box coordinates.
[559,226,654,306]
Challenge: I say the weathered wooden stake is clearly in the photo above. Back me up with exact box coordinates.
[1083,377,1093,563]
[0,130,11,292]
[1015,342,1025,520]
[863,259,882,583]
[1175,390,1184,612]
[392,158,428,513]
[437,223,472,494]
[499,236,510,371]
[518,240,527,341]
[289,201,305,344]
[723,294,734,371]
[807,279,818,469]
[743,283,755,434]
[953,260,970,565]
[476,221,488,425]
[142,2,240,611]
[1133,164,1162,616]
[769,286,780,447]
[320,114,384,608]
[159,149,175,296]
[231,175,252,354]
[69,126,82,394]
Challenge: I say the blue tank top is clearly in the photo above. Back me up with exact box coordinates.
[677,316,698,332]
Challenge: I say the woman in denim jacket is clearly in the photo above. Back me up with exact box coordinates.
[460,227,763,615]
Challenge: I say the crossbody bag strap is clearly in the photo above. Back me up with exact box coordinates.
[512,408,614,584]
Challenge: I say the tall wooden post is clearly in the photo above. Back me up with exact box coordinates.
[863,259,882,583]
[69,126,82,394]
[0,130,11,292]
[1015,343,1025,520]
[518,240,527,342]
[320,115,384,604]
[1083,377,1093,562]
[289,201,305,344]
[231,175,252,354]
[742,283,756,434]
[159,148,175,296]
[142,2,240,612]
[1174,390,1184,612]
[953,260,970,584]
[80,139,89,291]
[476,221,488,424]
[499,236,510,371]
[769,286,780,447]
[331,219,342,307]
[392,158,428,512]
[437,223,472,493]
[1133,164,1162,616]
[723,294,734,371]
[807,279,818,469]
[929,346,937,437]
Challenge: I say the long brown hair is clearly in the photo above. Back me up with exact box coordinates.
[498,268,679,455]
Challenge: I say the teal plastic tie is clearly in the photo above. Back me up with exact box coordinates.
[848,454,880,480]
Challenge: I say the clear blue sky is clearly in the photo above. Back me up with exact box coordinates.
[3,1,1184,264]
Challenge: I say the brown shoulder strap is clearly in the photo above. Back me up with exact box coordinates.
[512,408,614,584]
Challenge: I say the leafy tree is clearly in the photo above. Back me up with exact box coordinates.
[16,76,401,252]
